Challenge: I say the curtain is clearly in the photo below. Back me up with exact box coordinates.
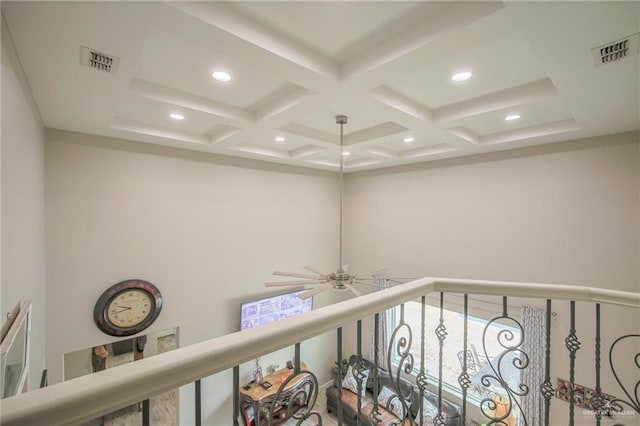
[518,306,546,426]
[369,276,390,370]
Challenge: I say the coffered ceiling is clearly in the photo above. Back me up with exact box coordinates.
[3,1,639,172]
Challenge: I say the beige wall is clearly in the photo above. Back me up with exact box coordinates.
[44,130,344,424]
[344,133,639,425]
[1,13,47,392]
[345,133,639,289]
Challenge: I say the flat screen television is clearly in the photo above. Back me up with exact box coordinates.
[240,290,313,331]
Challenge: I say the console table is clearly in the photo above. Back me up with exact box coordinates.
[239,363,312,426]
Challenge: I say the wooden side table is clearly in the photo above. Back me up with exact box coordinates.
[239,363,313,426]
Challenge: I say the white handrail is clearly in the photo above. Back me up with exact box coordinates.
[2,278,638,425]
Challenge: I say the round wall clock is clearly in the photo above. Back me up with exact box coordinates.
[93,279,163,336]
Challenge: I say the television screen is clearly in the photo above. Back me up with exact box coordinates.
[240,290,313,331]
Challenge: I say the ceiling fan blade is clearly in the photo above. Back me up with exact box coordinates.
[273,271,323,280]
[303,265,327,275]
[353,268,388,277]
[344,282,363,297]
[298,284,330,300]
[351,280,381,287]
[265,279,325,287]
[387,279,415,284]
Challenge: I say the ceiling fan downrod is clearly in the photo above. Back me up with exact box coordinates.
[335,114,351,287]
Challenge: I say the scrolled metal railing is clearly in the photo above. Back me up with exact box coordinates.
[1,278,639,425]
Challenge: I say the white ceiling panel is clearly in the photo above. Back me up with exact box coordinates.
[226,1,429,62]
[2,1,638,172]
[453,97,574,137]
[135,30,287,109]
[114,96,227,136]
[387,32,548,109]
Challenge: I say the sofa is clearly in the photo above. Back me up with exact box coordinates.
[326,355,462,426]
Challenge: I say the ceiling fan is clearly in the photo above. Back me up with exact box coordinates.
[265,116,400,299]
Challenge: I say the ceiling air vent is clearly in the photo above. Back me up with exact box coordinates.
[80,46,120,74]
[591,33,639,66]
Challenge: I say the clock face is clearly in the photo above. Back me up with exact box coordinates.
[106,289,153,328]
[94,280,162,336]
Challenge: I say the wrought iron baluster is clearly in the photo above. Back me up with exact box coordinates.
[565,301,580,426]
[457,294,470,424]
[266,342,322,426]
[196,379,202,426]
[479,296,529,426]
[434,292,447,426]
[337,327,343,426]
[369,313,382,424]
[386,304,414,425]
[594,304,602,425]
[540,300,554,426]
[232,368,239,426]
[416,295,429,426]
[356,320,363,425]
[608,334,640,414]
[142,399,149,426]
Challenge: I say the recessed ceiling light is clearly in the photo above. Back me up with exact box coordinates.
[275,136,285,142]
[342,151,351,156]
[505,114,521,121]
[451,71,472,82]
[403,137,414,143]
[169,113,184,120]
[212,71,232,82]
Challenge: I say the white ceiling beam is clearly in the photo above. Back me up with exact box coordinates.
[207,125,241,145]
[129,79,254,124]
[341,2,504,80]
[370,86,432,122]
[449,127,480,145]
[111,118,210,145]
[290,145,325,160]
[433,79,558,124]
[228,144,290,159]
[343,122,408,146]
[400,144,458,160]
[481,119,579,145]
[255,86,315,123]
[365,146,400,160]
[167,1,339,80]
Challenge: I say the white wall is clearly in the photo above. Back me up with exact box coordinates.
[45,130,344,424]
[1,13,47,392]
[344,133,640,425]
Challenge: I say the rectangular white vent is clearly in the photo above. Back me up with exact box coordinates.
[592,33,639,66]
[80,46,120,73]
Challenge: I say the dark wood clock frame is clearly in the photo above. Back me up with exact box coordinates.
[93,279,163,337]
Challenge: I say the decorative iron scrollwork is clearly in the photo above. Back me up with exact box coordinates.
[385,319,415,422]
[416,370,429,392]
[540,380,554,401]
[479,314,530,426]
[608,334,640,415]
[353,356,368,394]
[434,322,448,342]
[565,334,581,354]
[267,369,322,426]
[458,372,471,390]
[433,412,446,426]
